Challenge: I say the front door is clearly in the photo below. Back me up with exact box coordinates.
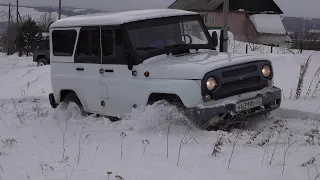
[100,27,134,117]
[74,26,102,113]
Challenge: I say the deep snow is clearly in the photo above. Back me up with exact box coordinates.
[1,48,320,180]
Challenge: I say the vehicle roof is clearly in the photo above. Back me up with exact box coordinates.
[49,9,198,28]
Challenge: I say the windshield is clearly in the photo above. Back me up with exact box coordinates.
[126,15,212,58]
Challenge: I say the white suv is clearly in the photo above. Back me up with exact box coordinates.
[48,9,281,129]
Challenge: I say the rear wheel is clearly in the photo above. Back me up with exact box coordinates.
[37,59,47,67]
[60,93,87,117]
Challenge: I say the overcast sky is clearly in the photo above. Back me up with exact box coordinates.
[1,0,320,18]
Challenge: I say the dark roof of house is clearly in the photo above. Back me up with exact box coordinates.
[168,0,283,14]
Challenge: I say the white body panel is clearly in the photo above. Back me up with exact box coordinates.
[49,9,276,118]
[136,50,270,80]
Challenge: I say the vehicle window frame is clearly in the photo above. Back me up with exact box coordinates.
[124,14,214,64]
[74,26,101,64]
[52,29,77,57]
[101,25,127,65]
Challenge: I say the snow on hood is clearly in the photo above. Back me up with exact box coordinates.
[135,50,270,80]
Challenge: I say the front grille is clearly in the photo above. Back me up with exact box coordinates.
[221,76,260,91]
[222,65,257,78]
[203,61,271,100]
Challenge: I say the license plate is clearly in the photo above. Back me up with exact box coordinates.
[235,97,262,112]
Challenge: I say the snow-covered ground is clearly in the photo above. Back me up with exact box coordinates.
[1,48,320,180]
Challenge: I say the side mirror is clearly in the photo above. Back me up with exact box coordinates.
[211,31,218,49]
[115,45,133,70]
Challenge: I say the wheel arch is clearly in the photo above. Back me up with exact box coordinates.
[59,89,88,110]
[147,93,185,107]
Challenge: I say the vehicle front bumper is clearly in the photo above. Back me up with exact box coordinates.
[187,86,282,128]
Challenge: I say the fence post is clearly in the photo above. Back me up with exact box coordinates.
[271,45,273,53]
[246,44,248,54]
[300,42,303,54]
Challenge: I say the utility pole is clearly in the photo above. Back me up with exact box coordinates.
[16,0,18,24]
[222,0,229,52]
[7,3,11,55]
[16,0,22,57]
[58,0,61,19]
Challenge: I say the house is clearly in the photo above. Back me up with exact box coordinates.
[168,0,290,45]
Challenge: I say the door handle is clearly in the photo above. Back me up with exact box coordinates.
[105,69,114,73]
[76,67,84,71]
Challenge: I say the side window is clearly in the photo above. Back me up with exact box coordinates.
[52,30,77,56]
[75,27,101,64]
[102,27,125,64]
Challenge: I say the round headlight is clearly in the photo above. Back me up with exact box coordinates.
[206,77,217,90]
[262,65,271,78]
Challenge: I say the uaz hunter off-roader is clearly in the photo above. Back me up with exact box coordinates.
[48,9,281,129]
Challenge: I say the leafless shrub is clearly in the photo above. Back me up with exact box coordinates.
[107,171,112,180]
[73,127,91,164]
[55,117,74,163]
[305,67,320,99]
[142,140,150,155]
[177,126,192,165]
[301,157,316,167]
[166,118,172,159]
[305,127,320,145]
[295,53,313,99]
[212,131,224,157]
[1,138,17,148]
[258,131,274,146]
[269,129,282,165]
[228,130,241,169]
[40,162,54,175]
[0,117,8,126]
[120,132,126,159]
[282,133,296,175]
[0,102,4,111]
[11,98,25,124]
[246,127,265,145]
[115,175,124,180]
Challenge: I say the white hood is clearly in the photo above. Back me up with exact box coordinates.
[135,50,270,80]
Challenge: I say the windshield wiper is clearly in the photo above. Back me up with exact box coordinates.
[164,43,189,49]
[136,46,160,51]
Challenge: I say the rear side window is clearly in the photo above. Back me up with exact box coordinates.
[52,30,77,56]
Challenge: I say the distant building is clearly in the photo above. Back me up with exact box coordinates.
[168,0,290,45]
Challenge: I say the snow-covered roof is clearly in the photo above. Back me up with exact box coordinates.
[49,9,197,28]
[249,14,286,35]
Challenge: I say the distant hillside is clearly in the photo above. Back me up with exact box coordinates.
[0,4,105,32]
[282,16,320,33]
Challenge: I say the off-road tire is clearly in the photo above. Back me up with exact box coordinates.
[61,93,87,117]
[37,59,47,67]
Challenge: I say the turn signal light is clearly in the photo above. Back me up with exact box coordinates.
[144,71,149,77]
[203,94,211,102]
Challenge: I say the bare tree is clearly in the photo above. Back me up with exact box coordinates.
[37,13,56,32]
